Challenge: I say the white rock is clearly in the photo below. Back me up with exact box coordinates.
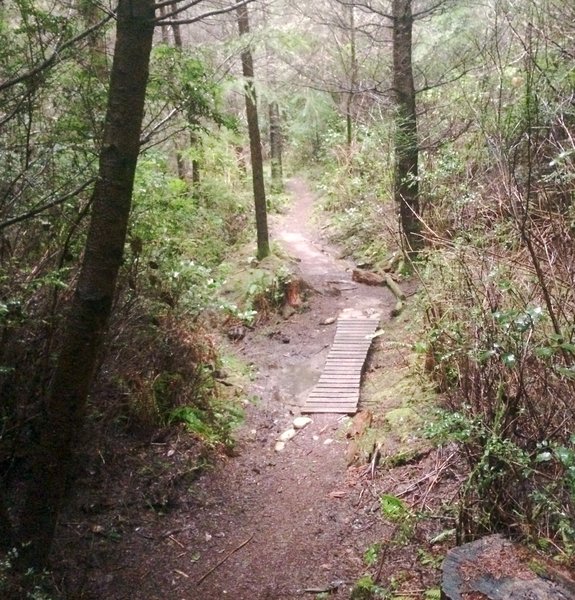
[278,428,297,442]
[274,441,286,452]
[321,317,336,325]
[313,435,320,441]
[324,438,334,445]
[293,416,312,430]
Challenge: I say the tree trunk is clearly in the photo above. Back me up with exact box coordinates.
[159,4,170,44]
[392,0,423,257]
[236,0,270,260]
[79,0,109,81]
[346,3,357,147]
[0,489,14,551]
[19,0,155,567]
[192,156,200,186]
[170,0,183,48]
[269,101,283,191]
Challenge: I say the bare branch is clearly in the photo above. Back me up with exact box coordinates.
[140,107,179,145]
[412,0,455,19]
[154,0,204,19]
[156,0,255,26]
[0,179,96,231]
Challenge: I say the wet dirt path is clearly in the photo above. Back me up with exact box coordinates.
[105,177,396,599]
[172,178,395,599]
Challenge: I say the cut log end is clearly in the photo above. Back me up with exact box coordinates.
[442,535,575,600]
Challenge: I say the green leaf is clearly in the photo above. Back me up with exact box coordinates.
[535,451,552,463]
[363,543,381,567]
[534,346,555,359]
[380,494,408,520]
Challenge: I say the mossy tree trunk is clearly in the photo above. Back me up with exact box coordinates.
[19,0,155,567]
[237,0,270,260]
[392,0,423,257]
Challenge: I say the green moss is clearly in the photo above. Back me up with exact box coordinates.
[385,407,424,441]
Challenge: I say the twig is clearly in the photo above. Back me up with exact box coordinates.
[169,534,186,549]
[162,525,192,538]
[174,569,189,579]
[311,343,330,356]
[369,442,382,479]
[196,532,255,585]
[419,452,456,507]
[396,451,455,499]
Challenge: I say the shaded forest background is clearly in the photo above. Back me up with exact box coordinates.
[0,0,574,594]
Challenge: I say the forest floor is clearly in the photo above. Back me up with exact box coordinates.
[52,178,463,600]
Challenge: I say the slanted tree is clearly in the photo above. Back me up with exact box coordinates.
[236,0,270,260]
[6,0,254,566]
[19,0,156,567]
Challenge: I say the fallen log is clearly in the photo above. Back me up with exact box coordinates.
[390,300,404,318]
[351,269,406,304]
[352,268,384,286]
[384,274,406,301]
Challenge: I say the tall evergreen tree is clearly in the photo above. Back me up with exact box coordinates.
[237,0,270,260]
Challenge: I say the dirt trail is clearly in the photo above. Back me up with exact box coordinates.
[174,178,395,599]
[68,178,397,599]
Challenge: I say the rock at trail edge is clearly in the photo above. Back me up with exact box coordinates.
[293,416,312,430]
[441,534,575,600]
[278,428,297,442]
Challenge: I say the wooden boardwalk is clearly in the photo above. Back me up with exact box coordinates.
[303,311,380,414]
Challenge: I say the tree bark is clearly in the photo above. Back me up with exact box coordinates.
[79,0,109,81]
[19,0,155,567]
[237,0,270,260]
[392,0,423,257]
[0,489,14,551]
[346,2,357,147]
[269,101,283,191]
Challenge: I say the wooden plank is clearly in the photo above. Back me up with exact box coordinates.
[303,312,380,414]
[305,408,357,413]
[316,376,360,388]
[324,359,365,363]
[312,383,360,389]
[317,377,361,382]
[331,345,371,349]
[310,391,360,397]
[327,350,370,354]
[308,392,359,397]
[307,399,358,404]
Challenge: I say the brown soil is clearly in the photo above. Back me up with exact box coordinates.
[51,177,460,600]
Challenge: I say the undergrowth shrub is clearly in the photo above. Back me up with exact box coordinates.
[315,126,396,266]
[0,136,252,483]
[418,26,575,556]
[422,237,575,556]
[96,144,252,439]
